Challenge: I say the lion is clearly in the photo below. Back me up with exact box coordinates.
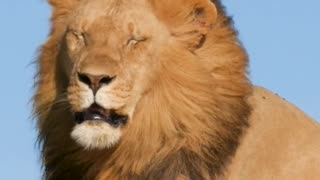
[33,0,320,179]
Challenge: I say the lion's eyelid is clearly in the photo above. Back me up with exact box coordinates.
[127,36,148,47]
[67,28,87,46]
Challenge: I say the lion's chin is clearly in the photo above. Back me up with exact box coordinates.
[71,121,121,150]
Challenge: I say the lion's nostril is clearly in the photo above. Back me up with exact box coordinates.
[99,76,114,85]
[78,73,91,86]
[77,72,115,94]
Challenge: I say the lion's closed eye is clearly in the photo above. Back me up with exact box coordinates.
[127,36,148,47]
[66,29,87,52]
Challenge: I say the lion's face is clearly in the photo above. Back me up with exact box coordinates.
[42,0,219,150]
[63,0,171,149]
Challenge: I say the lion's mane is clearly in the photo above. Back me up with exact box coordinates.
[34,0,252,179]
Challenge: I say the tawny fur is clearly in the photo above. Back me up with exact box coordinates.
[34,0,320,180]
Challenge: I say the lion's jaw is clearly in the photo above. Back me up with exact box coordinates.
[63,0,169,149]
[68,80,131,150]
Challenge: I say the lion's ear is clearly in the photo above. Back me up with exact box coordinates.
[151,0,217,50]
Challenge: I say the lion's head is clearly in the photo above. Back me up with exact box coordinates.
[65,0,173,149]
[35,0,252,179]
[61,0,221,149]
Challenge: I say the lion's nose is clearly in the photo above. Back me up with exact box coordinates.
[77,72,114,94]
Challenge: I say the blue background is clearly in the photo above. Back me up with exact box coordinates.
[0,0,319,179]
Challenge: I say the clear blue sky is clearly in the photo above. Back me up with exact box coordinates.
[0,0,319,179]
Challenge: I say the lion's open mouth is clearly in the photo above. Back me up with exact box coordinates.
[74,103,128,127]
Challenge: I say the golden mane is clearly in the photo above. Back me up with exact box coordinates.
[34,0,253,179]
